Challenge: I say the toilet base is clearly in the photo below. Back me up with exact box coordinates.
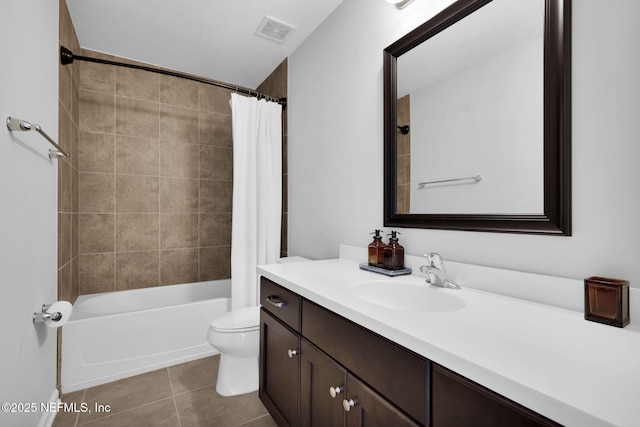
[215,354,258,397]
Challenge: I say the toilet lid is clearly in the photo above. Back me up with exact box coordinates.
[210,306,260,332]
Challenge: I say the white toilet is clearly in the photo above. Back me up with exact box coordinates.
[207,256,309,396]
[207,305,261,396]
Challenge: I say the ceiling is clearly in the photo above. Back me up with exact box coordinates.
[66,0,344,89]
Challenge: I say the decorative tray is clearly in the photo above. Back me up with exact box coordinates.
[359,263,412,276]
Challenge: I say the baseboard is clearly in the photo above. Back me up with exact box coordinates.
[37,388,60,427]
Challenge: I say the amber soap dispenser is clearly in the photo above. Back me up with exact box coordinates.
[368,229,386,267]
[383,231,404,270]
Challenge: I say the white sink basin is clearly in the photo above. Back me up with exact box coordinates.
[349,279,465,313]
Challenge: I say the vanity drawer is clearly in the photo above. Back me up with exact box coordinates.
[302,299,428,425]
[260,277,301,332]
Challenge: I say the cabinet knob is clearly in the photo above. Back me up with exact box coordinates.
[343,399,356,412]
[287,349,298,358]
[329,386,343,398]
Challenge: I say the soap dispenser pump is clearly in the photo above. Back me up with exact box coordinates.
[383,231,405,270]
[368,229,386,267]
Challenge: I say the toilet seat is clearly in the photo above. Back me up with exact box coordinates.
[209,305,260,333]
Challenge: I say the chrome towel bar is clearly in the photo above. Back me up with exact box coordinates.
[418,174,482,189]
[6,117,70,159]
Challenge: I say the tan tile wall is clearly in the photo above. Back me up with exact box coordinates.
[256,59,288,257]
[76,52,234,294]
[397,94,411,214]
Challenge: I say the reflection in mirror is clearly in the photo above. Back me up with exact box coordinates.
[384,0,571,234]
[397,0,544,214]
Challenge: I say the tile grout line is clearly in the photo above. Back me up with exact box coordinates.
[166,367,183,427]
[76,397,177,426]
[197,86,202,282]
[72,389,86,427]
[236,414,272,427]
[171,381,218,399]
[112,67,117,294]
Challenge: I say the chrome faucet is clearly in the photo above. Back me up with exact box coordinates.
[419,253,461,290]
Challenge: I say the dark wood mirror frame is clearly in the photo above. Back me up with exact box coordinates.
[383,0,571,235]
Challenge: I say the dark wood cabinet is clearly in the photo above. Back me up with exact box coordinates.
[260,276,560,427]
[259,309,300,427]
[260,278,426,427]
[431,364,560,427]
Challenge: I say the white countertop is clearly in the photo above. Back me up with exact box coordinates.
[258,253,640,427]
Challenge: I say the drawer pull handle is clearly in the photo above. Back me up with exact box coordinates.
[343,399,356,412]
[287,349,298,358]
[266,295,286,308]
[329,386,343,398]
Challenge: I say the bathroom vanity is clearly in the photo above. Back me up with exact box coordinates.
[260,276,556,426]
[258,249,640,427]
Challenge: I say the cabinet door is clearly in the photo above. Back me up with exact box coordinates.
[300,339,346,427]
[259,309,300,427]
[303,300,428,425]
[431,364,560,427]
[344,374,421,427]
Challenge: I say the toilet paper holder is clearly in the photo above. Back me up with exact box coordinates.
[33,304,63,324]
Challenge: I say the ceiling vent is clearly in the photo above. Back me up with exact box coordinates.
[255,16,296,43]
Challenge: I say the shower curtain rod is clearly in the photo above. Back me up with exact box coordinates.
[60,46,287,108]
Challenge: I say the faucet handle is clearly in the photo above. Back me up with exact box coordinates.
[421,253,461,289]
[426,253,445,270]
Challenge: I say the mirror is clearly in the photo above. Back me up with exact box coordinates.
[383,0,571,235]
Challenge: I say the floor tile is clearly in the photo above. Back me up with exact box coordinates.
[77,369,172,424]
[80,397,178,427]
[168,355,218,395]
[54,357,275,427]
[175,386,268,427]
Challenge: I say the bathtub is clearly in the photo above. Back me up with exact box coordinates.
[61,279,231,393]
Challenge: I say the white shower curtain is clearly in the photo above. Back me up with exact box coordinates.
[230,93,282,309]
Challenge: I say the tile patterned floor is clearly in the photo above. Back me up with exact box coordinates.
[53,355,276,427]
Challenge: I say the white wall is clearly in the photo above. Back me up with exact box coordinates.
[0,1,59,426]
[289,0,640,288]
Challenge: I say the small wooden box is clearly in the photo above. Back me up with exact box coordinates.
[584,276,629,328]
